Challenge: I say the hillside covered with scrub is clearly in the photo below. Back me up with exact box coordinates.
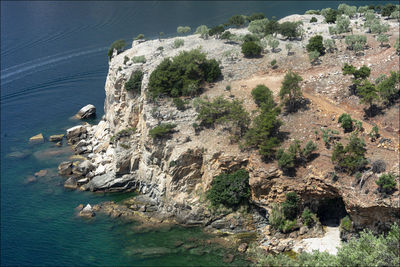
[60,3,400,266]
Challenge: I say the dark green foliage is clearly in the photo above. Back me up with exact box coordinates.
[248,12,265,21]
[220,31,232,40]
[302,207,317,227]
[302,140,318,160]
[108,39,126,60]
[173,98,186,111]
[306,35,325,54]
[241,41,262,58]
[320,128,340,148]
[148,49,221,98]
[277,151,295,173]
[196,96,250,137]
[342,64,371,80]
[324,8,338,23]
[377,71,400,105]
[228,15,246,27]
[264,19,280,35]
[243,34,260,43]
[282,192,300,220]
[245,104,281,160]
[278,21,301,39]
[123,56,129,64]
[134,33,144,40]
[376,173,397,194]
[331,134,367,174]
[209,25,225,37]
[149,123,177,139]
[381,3,396,17]
[310,17,318,23]
[206,169,250,208]
[279,71,303,112]
[338,113,354,132]
[340,215,353,232]
[270,59,277,67]
[357,80,379,114]
[281,219,298,233]
[255,224,400,267]
[369,125,380,141]
[251,84,275,107]
[125,70,143,93]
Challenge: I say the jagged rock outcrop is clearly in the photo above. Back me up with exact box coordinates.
[75,104,96,119]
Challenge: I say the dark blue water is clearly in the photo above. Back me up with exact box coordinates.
[1,1,391,266]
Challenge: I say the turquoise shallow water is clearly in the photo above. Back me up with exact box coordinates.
[1,1,392,266]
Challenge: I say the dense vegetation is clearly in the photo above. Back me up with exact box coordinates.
[125,70,143,93]
[207,169,250,208]
[148,49,221,98]
[149,123,177,139]
[195,96,250,139]
[253,223,400,267]
[108,39,126,60]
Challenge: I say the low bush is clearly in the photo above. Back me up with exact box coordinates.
[149,123,177,139]
[125,70,143,93]
[131,55,146,63]
[282,192,299,220]
[331,133,368,174]
[302,207,317,227]
[306,35,325,54]
[376,173,397,194]
[173,98,186,111]
[371,159,386,173]
[108,39,126,60]
[251,85,275,107]
[310,17,318,23]
[338,113,354,132]
[206,169,250,208]
[196,96,250,137]
[134,33,144,40]
[173,38,184,48]
[241,41,262,58]
[340,215,353,232]
[148,49,221,98]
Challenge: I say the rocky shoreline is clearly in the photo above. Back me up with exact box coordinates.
[45,11,400,255]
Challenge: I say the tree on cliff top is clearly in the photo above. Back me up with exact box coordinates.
[108,39,126,60]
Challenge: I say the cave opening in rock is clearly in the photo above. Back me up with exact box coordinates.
[316,197,348,226]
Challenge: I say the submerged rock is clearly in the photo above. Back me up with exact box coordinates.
[75,104,96,120]
[58,161,73,176]
[64,177,78,189]
[49,134,64,142]
[79,204,95,218]
[29,133,44,144]
[34,169,48,177]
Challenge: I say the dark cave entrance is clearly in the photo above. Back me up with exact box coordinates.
[315,197,348,226]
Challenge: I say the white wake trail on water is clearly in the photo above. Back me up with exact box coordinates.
[1,46,108,84]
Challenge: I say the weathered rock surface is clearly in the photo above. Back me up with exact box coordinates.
[66,125,87,144]
[75,104,96,120]
[79,204,95,217]
[58,161,73,176]
[49,134,64,142]
[29,133,44,144]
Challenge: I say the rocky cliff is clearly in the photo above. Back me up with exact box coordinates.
[60,14,400,252]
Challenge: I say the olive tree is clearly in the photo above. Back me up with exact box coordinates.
[195,25,209,39]
[177,26,191,35]
[268,39,280,53]
[377,34,389,47]
[285,43,293,55]
[324,39,336,53]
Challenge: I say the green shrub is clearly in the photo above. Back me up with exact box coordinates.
[269,203,285,230]
[243,33,260,43]
[251,85,275,107]
[277,151,295,173]
[302,140,317,160]
[196,96,250,137]
[338,113,354,132]
[320,128,339,148]
[248,18,269,36]
[344,35,367,52]
[340,215,353,232]
[209,25,225,37]
[173,38,184,49]
[123,56,129,65]
[225,85,231,91]
[331,133,368,174]
[282,192,299,220]
[245,103,281,160]
[279,71,303,112]
[381,3,396,17]
[195,25,209,39]
[228,15,246,27]
[148,49,221,98]
[220,31,232,40]
[281,219,298,233]
[177,26,191,35]
[125,70,143,93]
[342,63,370,80]
[278,21,301,39]
[131,55,146,63]
[377,71,400,105]
[134,33,144,40]
[302,207,317,227]
[206,169,250,208]
[270,59,277,68]
[376,173,397,194]
[241,41,262,58]
[309,50,320,65]
[173,98,186,111]
[149,123,177,139]
[108,39,126,60]
[310,17,318,23]
[324,8,338,23]
[306,35,325,54]
[369,125,379,141]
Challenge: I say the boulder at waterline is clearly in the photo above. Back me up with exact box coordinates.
[58,161,73,176]
[29,133,44,144]
[49,134,64,142]
[79,204,95,217]
[34,169,48,177]
[75,104,96,120]
[64,177,78,189]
